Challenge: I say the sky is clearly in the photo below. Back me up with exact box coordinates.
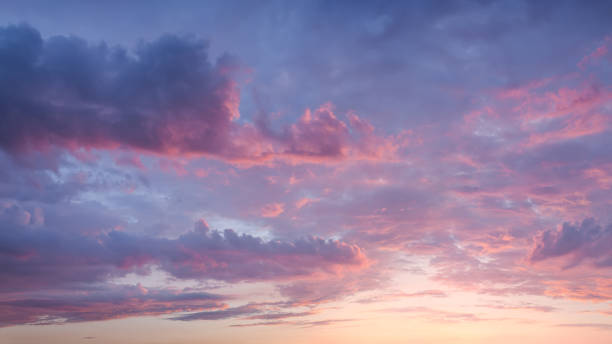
[0,0,611,343]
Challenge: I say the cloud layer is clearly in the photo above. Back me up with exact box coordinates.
[0,209,366,293]
[0,2,611,338]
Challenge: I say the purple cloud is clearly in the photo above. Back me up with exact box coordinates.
[171,304,259,321]
[0,214,367,293]
[530,218,612,268]
[0,24,399,166]
[0,284,226,327]
[0,24,249,159]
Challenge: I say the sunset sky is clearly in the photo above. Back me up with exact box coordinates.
[1,1,611,343]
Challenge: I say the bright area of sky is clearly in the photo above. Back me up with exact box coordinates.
[0,1,611,343]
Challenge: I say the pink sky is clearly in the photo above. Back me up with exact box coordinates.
[0,1,611,343]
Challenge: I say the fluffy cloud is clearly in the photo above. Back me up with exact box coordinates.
[0,24,398,166]
[0,24,250,157]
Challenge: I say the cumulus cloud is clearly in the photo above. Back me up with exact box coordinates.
[0,24,398,165]
[282,105,350,158]
[0,24,254,158]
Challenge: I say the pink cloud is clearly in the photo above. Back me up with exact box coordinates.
[578,36,612,69]
[0,26,404,169]
[295,198,319,209]
[261,203,285,217]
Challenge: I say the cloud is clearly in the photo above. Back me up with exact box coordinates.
[556,323,612,331]
[578,36,611,69]
[267,104,404,163]
[0,284,226,327]
[378,306,484,323]
[0,216,367,292]
[281,105,350,159]
[172,304,259,321]
[245,310,316,320]
[0,210,367,326]
[0,10,610,335]
[530,218,612,268]
[172,305,318,323]
[229,317,356,328]
[355,289,447,304]
[295,197,319,209]
[0,24,251,159]
[0,24,400,166]
[477,302,557,313]
[276,267,383,306]
[261,202,285,218]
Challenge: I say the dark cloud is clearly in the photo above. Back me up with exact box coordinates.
[0,23,248,159]
[245,310,315,320]
[0,214,367,292]
[172,303,319,323]
[0,207,366,326]
[229,317,356,328]
[0,284,226,327]
[171,304,259,321]
[530,218,612,268]
[0,24,398,165]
